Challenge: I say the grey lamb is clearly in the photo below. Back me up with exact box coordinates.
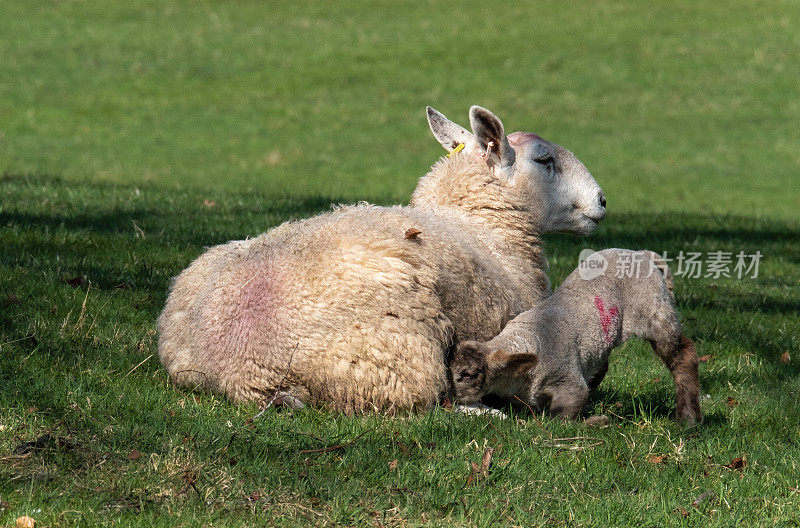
[450,249,701,425]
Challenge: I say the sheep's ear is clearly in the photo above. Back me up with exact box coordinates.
[427,106,478,154]
[469,106,516,169]
[485,349,538,377]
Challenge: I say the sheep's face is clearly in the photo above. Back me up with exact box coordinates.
[427,106,605,236]
[508,132,606,236]
[451,341,538,403]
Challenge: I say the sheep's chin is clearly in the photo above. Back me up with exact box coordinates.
[580,215,600,235]
[554,214,600,236]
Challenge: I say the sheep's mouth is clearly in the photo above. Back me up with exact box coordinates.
[582,212,605,225]
[578,213,602,235]
[552,213,603,236]
[581,214,600,227]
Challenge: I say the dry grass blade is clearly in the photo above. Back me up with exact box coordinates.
[253,343,299,419]
[691,490,717,508]
[464,446,494,487]
[297,429,373,456]
[480,447,494,475]
[544,436,605,451]
[126,354,154,377]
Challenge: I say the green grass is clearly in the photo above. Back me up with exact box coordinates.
[1,1,799,526]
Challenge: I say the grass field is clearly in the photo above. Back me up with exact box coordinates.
[1,1,799,526]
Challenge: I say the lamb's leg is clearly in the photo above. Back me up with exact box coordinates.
[586,362,609,392]
[548,381,589,420]
[584,414,610,427]
[650,334,701,425]
[271,391,306,410]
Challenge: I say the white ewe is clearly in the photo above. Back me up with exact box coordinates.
[158,106,607,412]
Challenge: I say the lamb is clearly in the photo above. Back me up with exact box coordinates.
[158,105,607,413]
[450,249,702,425]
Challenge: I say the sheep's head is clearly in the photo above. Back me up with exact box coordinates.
[450,341,538,404]
[427,106,606,236]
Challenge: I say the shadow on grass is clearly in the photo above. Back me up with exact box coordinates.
[1,173,353,292]
[0,185,350,249]
[548,211,800,259]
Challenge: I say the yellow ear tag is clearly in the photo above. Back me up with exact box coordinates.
[447,143,465,157]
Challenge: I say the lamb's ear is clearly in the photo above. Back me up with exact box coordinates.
[485,349,538,377]
[469,106,516,169]
[427,106,477,154]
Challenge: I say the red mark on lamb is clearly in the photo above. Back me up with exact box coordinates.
[594,295,620,344]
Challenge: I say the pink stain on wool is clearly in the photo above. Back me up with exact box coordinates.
[594,295,620,344]
[202,264,286,357]
[231,263,295,338]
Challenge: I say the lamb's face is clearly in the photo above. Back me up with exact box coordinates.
[508,132,606,236]
[451,341,489,404]
[451,341,539,404]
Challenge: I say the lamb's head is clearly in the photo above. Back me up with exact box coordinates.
[425,106,605,235]
[450,341,538,404]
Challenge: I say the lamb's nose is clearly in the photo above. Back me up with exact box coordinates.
[599,192,606,208]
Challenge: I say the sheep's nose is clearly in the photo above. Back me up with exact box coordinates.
[590,191,607,222]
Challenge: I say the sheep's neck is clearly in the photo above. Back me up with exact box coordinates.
[410,155,546,269]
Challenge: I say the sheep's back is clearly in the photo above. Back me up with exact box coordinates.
[158,203,542,406]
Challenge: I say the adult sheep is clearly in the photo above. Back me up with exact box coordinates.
[158,106,607,413]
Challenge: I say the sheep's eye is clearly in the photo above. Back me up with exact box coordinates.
[534,156,555,173]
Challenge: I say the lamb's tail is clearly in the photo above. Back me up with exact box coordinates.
[643,250,674,297]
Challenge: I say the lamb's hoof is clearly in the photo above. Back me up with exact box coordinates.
[584,414,610,428]
[273,392,306,410]
[453,403,508,418]
[676,410,702,427]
